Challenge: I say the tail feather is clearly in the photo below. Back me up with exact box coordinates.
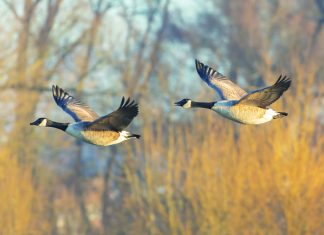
[273,112,288,119]
[120,131,141,140]
[128,133,141,139]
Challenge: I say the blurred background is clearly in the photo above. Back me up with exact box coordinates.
[0,0,323,234]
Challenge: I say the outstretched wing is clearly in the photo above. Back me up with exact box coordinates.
[52,85,99,122]
[195,59,247,100]
[90,97,139,131]
[237,75,291,108]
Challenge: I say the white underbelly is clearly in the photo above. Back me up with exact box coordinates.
[213,107,276,125]
[243,117,273,125]
[66,124,128,146]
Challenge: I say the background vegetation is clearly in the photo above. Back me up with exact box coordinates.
[0,0,323,234]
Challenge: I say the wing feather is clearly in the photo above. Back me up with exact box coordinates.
[195,59,247,100]
[89,97,139,131]
[237,75,291,108]
[52,85,99,122]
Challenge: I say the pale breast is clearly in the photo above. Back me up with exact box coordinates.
[80,130,120,146]
[230,105,266,120]
[212,103,268,124]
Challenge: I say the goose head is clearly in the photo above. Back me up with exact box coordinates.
[174,99,192,109]
[30,118,48,127]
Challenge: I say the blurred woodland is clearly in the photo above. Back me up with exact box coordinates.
[0,0,323,234]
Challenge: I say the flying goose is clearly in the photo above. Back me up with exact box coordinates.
[30,85,140,146]
[175,60,292,125]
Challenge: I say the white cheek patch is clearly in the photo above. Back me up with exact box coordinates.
[39,119,47,127]
[183,100,192,109]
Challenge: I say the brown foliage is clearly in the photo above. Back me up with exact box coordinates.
[0,0,323,234]
[0,148,49,235]
[122,69,324,235]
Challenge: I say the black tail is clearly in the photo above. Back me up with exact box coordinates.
[128,134,141,139]
[273,112,288,119]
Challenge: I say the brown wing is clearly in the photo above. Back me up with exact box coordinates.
[89,97,139,131]
[52,85,99,122]
[237,75,291,108]
[195,59,247,100]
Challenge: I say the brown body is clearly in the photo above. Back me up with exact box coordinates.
[80,130,121,146]
[66,123,129,146]
[209,100,285,124]
[175,60,291,125]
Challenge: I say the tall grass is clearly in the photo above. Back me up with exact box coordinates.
[0,66,322,234]
[0,148,49,235]
[122,70,324,234]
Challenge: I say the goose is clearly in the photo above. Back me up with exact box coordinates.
[30,85,140,146]
[175,60,292,125]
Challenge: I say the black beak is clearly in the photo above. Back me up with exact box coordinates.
[174,101,182,106]
[30,121,37,125]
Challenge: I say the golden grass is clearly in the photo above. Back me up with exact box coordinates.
[123,71,324,235]
[0,148,50,235]
[0,64,323,234]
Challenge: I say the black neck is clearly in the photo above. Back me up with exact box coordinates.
[191,101,215,109]
[46,120,69,131]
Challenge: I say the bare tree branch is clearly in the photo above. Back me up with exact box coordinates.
[0,84,117,96]
[312,0,324,49]
[3,0,22,20]
[44,31,87,79]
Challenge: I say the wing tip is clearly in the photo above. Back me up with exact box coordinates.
[52,84,62,93]
[52,85,56,97]
[195,59,208,82]
[52,84,61,101]
[119,96,139,114]
[195,59,204,72]
[52,85,73,106]
[276,74,292,90]
[195,58,202,67]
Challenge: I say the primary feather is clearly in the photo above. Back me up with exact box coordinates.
[31,85,140,146]
[195,59,247,100]
[52,85,99,122]
[237,75,292,108]
[89,97,139,131]
[175,59,292,125]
